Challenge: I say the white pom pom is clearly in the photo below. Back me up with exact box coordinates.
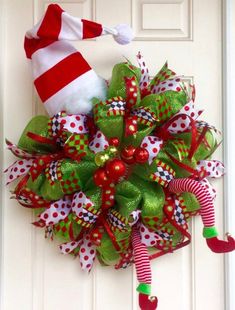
[113,24,134,45]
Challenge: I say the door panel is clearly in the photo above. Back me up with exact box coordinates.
[1,1,225,309]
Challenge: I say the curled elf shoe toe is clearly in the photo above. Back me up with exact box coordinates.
[206,234,235,253]
[139,293,158,310]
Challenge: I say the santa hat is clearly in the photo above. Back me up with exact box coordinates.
[24,4,134,116]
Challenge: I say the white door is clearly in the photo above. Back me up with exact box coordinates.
[1,1,233,309]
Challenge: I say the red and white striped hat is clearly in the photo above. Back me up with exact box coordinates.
[24,4,134,116]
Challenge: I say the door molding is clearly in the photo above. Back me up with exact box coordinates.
[223,1,235,309]
[0,0,6,308]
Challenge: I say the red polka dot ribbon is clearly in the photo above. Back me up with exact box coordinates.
[39,191,99,227]
[127,211,171,249]
[196,160,225,178]
[159,100,202,135]
[194,160,225,201]
[136,53,184,107]
[138,100,203,170]
[5,139,39,159]
[136,52,150,91]
[40,196,72,226]
[59,114,88,134]
[139,223,162,247]
[39,189,126,264]
[72,192,100,228]
[59,232,97,272]
[60,240,81,254]
[4,159,33,185]
[78,233,97,272]
[140,136,164,165]
[89,130,109,153]
[152,76,182,94]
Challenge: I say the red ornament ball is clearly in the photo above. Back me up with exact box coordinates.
[134,147,149,164]
[121,145,136,164]
[109,137,120,147]
[106,159,126,181]
[93,168,108,187]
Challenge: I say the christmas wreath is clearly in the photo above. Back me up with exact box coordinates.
[5,4,235,310]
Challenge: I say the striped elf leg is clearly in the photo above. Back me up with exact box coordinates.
[168,178,235,253]
[132,227,158,310]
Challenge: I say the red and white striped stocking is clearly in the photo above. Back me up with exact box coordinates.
[132,227,158,310]
[168,178,235,253]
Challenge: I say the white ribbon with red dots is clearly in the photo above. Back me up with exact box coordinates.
[136,52,150,90]
[151,76,182,95]
[40,196,71,225]
[59,114,88,134]
[39,192,95,226]
[140,136,164,164]
[60,233,97,272]
[139,223,162,247]
[197,160,225,178]
[72,191,96,222]
[129,211,162,247]
[60,240,81,254]
[4,159,33,185]
[136,53,182,96]
[89,130,109,154]
[140,101,203,165]
[79,233,97,272]
[167,100,203,134]
[6,140,39,159]
[196,160,225,201]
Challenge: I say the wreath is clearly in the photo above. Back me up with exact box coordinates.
[5,4,235,310]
